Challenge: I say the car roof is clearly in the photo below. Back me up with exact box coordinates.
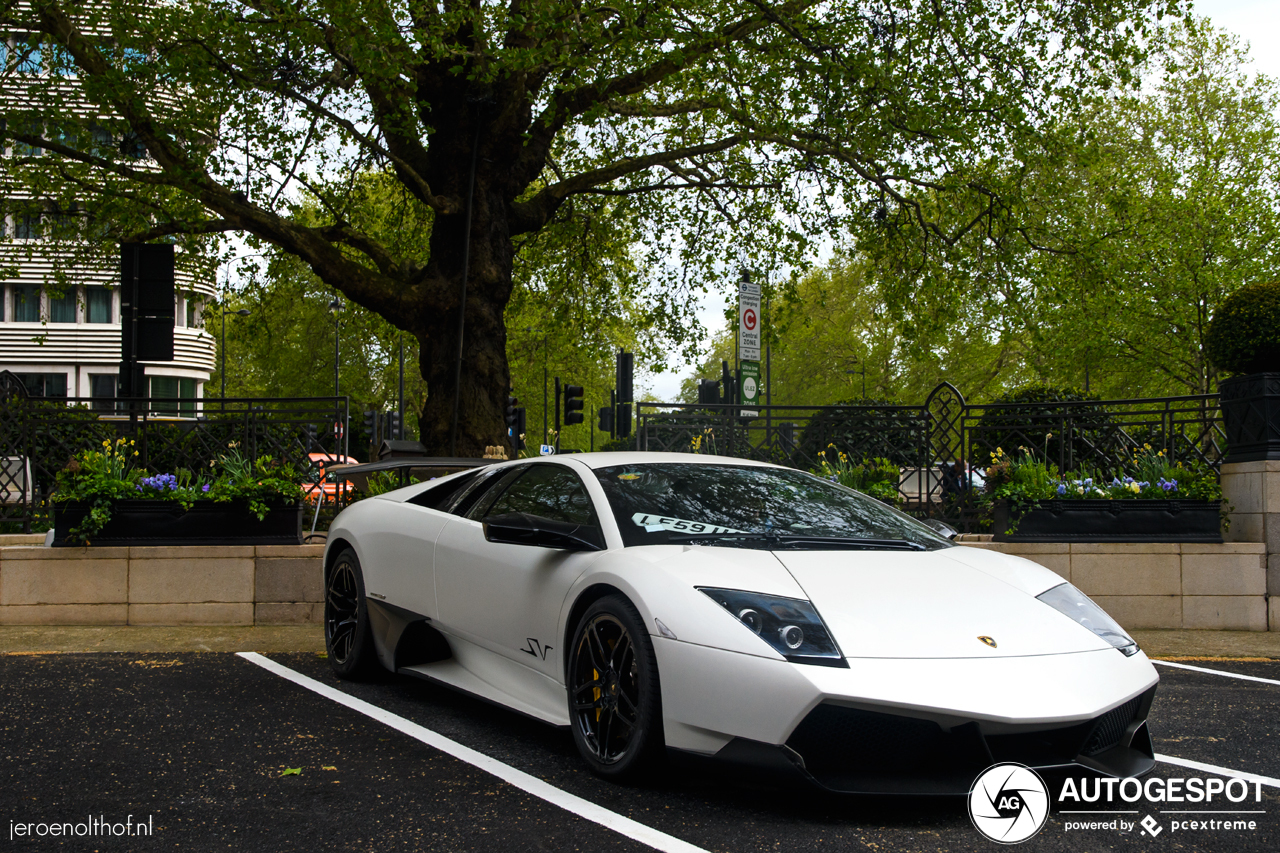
[551,451,781,471]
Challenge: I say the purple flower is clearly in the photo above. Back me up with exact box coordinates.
[1056,483,1067,496]
[202,483,211,493]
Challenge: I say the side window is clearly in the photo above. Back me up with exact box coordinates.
[449,469,516,517]
[482,465,596,526]
[408,470,481,510]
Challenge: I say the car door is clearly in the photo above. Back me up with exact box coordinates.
[433,462,605,680]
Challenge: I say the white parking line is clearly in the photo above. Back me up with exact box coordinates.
[1156,754,1280,789]
[236,652,712,853]
[1153,660,1280,687]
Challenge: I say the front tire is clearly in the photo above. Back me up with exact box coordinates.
[324,547,378,679]
[568,595,664,780]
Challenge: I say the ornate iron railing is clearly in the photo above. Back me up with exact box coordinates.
[0,370,349,534]
[638,383,1225,531]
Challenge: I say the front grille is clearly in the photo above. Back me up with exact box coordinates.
[786,704,945,772]
[1082,695,1143,756]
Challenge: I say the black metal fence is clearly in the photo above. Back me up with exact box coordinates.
[638,383,1226,531]
[0,371,349,533]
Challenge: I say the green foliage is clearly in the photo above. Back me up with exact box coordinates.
[856,17,1280,398]
[794,399,927,471]
[813,451,900,505]
[1204,281,1280,375]
[3,0,1179,450]
[974,386,1113,469]
[55,440,302,545]
[982,445,1222,533]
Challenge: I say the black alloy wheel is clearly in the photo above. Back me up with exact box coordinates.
[568,595,663,779]
[324,547,378,679]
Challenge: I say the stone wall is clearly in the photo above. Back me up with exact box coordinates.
[1221,460,1280,630]
[0,545,324,626]
[0,540,1271,630]
[960,541,1270,631]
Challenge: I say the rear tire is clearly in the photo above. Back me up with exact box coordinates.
[324,548,379,679]
[567,595,664,780]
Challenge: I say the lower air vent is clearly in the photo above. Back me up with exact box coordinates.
[1082,695,1143,756]
[786,704,945,772]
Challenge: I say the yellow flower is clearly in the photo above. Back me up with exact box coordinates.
[102,440,110,448]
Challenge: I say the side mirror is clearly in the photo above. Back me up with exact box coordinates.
[922,518,959,540]
[482,512,604,551]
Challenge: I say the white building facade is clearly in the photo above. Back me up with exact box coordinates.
[0,19,217,406]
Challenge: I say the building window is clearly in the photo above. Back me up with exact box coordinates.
[181,292,202,328]
[49,288,76,323]
[11,285,40,322]
[86,286,112,323]
[14,34,43,75]
[90,374,119,411]
[14,210,40,239]
[150,376,197,416]
[14,372,67,398]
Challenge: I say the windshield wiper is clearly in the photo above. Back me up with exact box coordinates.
[666,532,927,551]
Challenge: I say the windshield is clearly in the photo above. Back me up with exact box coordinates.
[594,463,952,550]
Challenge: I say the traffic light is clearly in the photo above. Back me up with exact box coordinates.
[563,385,584,425]
[698,379,720,405]
[386,410,402,439]
[504,396,519,430]
[616,403,632,438]
[720,360,736,403]
[362,409,378,440]
[513,406,527,450]
[616,351,634,403]
[598,405,614,434]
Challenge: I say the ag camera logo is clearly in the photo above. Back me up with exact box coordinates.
[969,763,1050,844]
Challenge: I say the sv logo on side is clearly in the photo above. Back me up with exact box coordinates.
[521,638,553,660]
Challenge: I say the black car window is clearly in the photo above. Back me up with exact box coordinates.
[442,469,510,517]
[482,464,597,526]
[464,467,526,521]
[407,470,481,511]
[594,463,952,550]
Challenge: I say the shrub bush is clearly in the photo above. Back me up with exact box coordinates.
[1204,281,1280,376]
[973,386,1114,471]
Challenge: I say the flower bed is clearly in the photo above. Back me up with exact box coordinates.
[991,499,1223,543]
[53,438,303,546]
[983,442,1224,540]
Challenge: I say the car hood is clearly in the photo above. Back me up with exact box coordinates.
[772,547,1112,659]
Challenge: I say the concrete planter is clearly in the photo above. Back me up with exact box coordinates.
[992,499,1222,543]
[1219,372,1280,463]
[52,500,302,547]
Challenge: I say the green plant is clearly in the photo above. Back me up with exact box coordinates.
[55,439,302,545]
[1204,281,1280,376]
[814,449,901,505]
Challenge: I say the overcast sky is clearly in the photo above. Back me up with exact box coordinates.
[647,0,1280,401]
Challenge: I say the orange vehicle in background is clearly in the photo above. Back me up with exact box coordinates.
[302,452,359,505]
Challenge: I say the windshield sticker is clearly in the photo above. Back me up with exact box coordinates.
[616,473,643,481]
[630,513,744,535]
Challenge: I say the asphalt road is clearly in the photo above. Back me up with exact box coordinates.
[1,651,1277,852]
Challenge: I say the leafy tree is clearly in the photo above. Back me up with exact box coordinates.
[7,0,1177,452]
[867,17,1280,398]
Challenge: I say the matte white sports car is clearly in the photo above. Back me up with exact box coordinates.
[322,452,1158,793]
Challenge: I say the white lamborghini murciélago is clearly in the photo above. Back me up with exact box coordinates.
[323,452,1158,793]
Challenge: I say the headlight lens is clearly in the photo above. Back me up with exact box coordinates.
[1037,582,1139,656]
[698,587,846,667]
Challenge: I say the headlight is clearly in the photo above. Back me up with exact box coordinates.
[1037,582,1139,656]
[698,587,846,667]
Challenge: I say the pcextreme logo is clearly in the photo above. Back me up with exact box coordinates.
[968,763,1051,844]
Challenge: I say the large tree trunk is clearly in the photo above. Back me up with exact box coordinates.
[415,167,517,457]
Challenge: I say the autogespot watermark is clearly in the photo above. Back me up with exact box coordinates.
[969,764,1268,844]
[8,815,154,840]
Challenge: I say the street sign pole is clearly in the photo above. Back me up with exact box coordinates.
[738,270,761,421]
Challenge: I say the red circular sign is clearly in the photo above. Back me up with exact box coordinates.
[743,308,757,331]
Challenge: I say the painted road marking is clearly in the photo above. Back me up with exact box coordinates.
[1156,754,1280,789]
[1154,660,1280,687]
[237,652,711,853]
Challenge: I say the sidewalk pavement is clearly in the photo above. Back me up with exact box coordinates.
[1,626,1278,658]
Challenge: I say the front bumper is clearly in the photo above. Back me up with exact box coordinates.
[653,637,1159,794]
